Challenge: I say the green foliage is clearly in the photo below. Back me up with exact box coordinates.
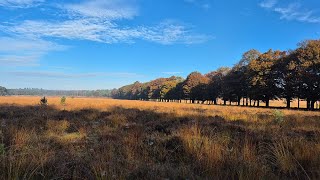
[273,110,284,124]
[61,96,66,106]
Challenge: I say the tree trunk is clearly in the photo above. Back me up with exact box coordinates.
[192,99,195,104]
[246,97,249,106]
[257,100,260,107]
[297,98,300,109]
[307,99,311,110]
[311,100,316,110]
[213,99,217,105]
[224,100,227,105]
[286,97,291,109]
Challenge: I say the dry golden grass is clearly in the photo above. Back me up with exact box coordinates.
[0,96,319,179]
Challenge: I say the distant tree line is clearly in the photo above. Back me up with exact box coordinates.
[0,86,8,96]
[1,88,114,97]
[112,39,320,110]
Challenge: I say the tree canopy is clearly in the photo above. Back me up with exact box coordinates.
[112,39,320,110]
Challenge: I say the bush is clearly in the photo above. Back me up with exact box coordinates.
[61,96,66,105]
[40,96,48,106]
[273,110,284,124]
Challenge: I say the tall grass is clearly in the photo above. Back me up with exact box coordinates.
[0,96,319,179]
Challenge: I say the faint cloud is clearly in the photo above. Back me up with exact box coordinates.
[61,0,138,20]
[259,1,320,23]
[184,0,211,10]
[0,37,66,52]
[0,0,44,8]
[4,19,212,45]
[7,71,142,79]
[274,3,320,23]
[0,54,40,66]
[259,0,277,8]
[162,72,183,75]
[0,37,67,66]
[0,0,211,45]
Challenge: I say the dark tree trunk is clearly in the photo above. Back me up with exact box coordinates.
[297,98,300,109]
[311,100,316,110]
[257,100,260,107]
[224,100,227,105]
[286,97,291,109]
[214,99,217,105]
[307,99,311,110]
[266,98,270,108]
[246,97,249,106]
[192,99,195,104]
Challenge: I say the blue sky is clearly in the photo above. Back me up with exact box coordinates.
[0,0,319,90]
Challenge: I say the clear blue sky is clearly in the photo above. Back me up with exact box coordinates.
[0,0,319,90]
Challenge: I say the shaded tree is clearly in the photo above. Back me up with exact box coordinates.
[206,67,230,105]
[275,51,301,108]
[247,49,286,107]
[182,72,209,103]
[295,40,320,109]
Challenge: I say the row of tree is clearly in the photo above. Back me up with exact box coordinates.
[0,88,114,97]
[0,86,8,96]
[112,39,320,110]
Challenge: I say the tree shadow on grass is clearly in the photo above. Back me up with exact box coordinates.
[0,104,319,179]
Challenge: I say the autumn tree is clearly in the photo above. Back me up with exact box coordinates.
[158,76,184,101]
[295,40,320,109]
[182,72,209,103]
[238,49,261,106]
[247,49,286,107]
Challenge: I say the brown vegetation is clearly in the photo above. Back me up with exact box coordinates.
[0,96,319,179]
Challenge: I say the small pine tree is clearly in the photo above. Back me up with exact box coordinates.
[40,96,48,106]
[60,96,66,110]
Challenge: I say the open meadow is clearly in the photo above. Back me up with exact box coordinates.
[0,96,320,179]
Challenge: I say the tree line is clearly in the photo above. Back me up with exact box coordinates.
[112,39,320,110]
[0,88,114,97]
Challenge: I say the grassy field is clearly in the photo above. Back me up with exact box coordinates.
[0,96,319,179]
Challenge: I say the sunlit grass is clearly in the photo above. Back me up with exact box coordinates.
[0,96,319,179]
